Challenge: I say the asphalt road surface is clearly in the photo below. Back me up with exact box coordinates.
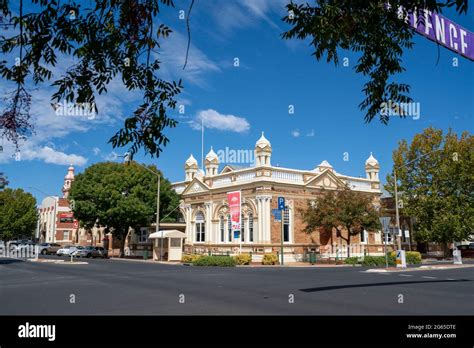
[1,257,473,315]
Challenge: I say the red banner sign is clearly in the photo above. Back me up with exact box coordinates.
[73,220,79,229]
[227,191,241,231]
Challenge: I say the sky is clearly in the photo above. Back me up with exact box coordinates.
[1,0,473,203]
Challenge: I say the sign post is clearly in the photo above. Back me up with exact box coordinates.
[453,242,463,265]
[396,250,407,268]
[278,197,285,265]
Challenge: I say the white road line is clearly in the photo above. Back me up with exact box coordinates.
[399,274,413,277]
[422,276,437,279]
[446,278,456,281]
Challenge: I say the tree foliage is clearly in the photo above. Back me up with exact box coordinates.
[0,188,38,241]
[300,188,380,255]
[283,0,468,124]
[384,127,474,245]
[69,161,180,256]
[0,0,182,155]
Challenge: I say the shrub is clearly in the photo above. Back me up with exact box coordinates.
[390,251,422,265]
[262,254,278,265]
[181,254,201,263]
[344,257,359,265]
[234,254,252,265]
[361,255,395,266]
[406,251,422,264]
[193,255,236,267]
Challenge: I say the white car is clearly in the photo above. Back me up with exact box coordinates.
[56,245,84,256]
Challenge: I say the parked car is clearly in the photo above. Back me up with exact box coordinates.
[38,243,62,255]
[56,245,78,256]
[72,246,108,258]
[455,243,474,258]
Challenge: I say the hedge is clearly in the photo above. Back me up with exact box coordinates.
[193,255,236,267]
[181,254,201,263]
[233,254,252,265]
[262,254,279,265]
[390,251,422,265]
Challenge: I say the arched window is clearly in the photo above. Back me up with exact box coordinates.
[241,214,245,242]
[195,211,205,242]
[248,213,254,242]
[219,216,225,243]
[227,214,232,242]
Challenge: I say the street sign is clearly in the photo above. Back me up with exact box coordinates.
[387,4,474,61]
[278,197,285,211]
[379,217,391,232]
[272,209,282,222]
[404,230,410,238]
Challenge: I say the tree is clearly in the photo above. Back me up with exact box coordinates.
[282,0,468,124]
[0,188,38,241]
[0,0,183,156]
[300,188,380,256]
[69,161,180,257]
[385,127,474,254]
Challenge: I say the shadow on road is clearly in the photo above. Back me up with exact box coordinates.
[300,279,472,292]
[0,258,25,264]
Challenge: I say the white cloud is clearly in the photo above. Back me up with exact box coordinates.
[307,129,315,137]
[291,129,300,137]
[103,151,119,161]
[18,146,87,166]
[191,109,250,133]
[157,30,221,87]
[92,147,101,156]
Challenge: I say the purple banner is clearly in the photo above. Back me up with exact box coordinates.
[391,5,474,61]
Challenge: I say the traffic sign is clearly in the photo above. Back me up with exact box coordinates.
[379,217,391,232]
[278,197,285,211]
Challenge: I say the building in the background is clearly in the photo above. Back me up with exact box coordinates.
[172,133,386,262]
[37,166,77,244]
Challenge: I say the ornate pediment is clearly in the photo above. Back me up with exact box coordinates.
[305,170,347,190]
[181,178,210,195]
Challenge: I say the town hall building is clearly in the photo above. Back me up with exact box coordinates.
[172,133,386,261]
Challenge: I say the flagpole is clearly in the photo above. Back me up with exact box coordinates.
[201,118,204,171]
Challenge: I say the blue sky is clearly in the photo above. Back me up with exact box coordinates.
[1,0,473,203]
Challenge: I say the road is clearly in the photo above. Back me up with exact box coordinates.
[0,257,473,315]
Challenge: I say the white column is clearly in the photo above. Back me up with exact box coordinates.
[256,196,263,243]
[205,202,213,244]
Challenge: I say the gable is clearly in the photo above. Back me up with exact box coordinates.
[305,170,347,190]
[181,178,209,195]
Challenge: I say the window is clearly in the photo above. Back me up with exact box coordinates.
[138,228,149,243]
[195,212,205,242]
[63,231,70,240]
[170,238,181,248]
[241,214,245,242]
[283,208,290,242]
[249,213,254,242]
[219,216,225,243]
[360,229,367,244]
[227,214,232,242]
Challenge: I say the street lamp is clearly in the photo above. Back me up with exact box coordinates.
[393,148,442,250]
[123,153,162,261]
